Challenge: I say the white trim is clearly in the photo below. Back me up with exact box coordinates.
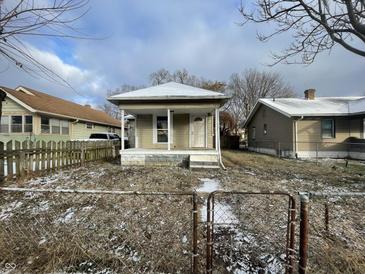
[167,109,171,150]
[215,108,219,152]
[121,109,125,150]
[152,113,172,144]
[190,114,207,148]
[135,115,138,148]
[205,115,208,148]
[3,92,36,113]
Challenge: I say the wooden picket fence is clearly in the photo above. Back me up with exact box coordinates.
[0,140,120,181]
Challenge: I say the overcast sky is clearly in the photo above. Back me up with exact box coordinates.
[1,0,364,108]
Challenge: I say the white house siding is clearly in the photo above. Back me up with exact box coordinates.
[71,122,120,140]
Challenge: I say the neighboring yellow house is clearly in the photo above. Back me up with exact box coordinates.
[108,82,230,169]
[245,89,365,159]
[0,86,121,143]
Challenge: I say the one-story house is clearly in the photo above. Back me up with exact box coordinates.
[108,82,230,169]
[244,89,365,159]
[0,86,121,143]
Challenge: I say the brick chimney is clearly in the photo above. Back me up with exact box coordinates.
[304,89,316,100]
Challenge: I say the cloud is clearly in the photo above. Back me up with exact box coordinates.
[0,0,364,107]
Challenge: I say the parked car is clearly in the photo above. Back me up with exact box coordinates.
[89,133,122,141]
[89,133,129,148]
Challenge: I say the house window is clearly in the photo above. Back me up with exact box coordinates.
[0,116,9,133]
[156,116,168,143]
[252,127,256,140]
[86,123,93,129]
[61,120,69,135]
[24,115,33,133]
[51,119,60,134]
[263,124,268,135]
[11,116,22,133]
[321,119,335,138]
[41,117,50,133]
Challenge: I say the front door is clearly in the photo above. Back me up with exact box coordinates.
[191,115,205,148]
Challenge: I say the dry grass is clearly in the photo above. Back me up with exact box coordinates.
[0,151,364,273]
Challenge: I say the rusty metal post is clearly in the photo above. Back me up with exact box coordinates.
[324,202,329,233]
[299,193,309,274]
[286,197,296,274]
[192,192,198,274]
[206,194,214,274]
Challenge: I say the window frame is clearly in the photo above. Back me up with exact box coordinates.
[86,122,93,129]
[24,115,33,133]
[153,114,172,144]
[321,119,335,139]
[61,120,69,135]
[41,116,50,134]
[11,115,23,133]
[252,126,256,140]
[51,118,61,134]
[263,123,268,135]
[0,115,10,134]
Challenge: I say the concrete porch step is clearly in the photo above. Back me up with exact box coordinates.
[189,154,220,170]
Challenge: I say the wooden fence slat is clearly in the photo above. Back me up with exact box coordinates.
[47,141,52,171]
[35,141,40,172]
[41,141,46,171]
[22,141,28,176]
[0,141,4,182]
[15,141,21,177]
[6,141,13,180]
[29,141,34,174]
[52,141,56,170]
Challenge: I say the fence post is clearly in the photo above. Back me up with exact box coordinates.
[192,192,198,274]
[81,142,85,166]
[19,151,26,178]
[299,193,309,274]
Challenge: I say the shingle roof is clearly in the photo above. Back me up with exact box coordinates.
[108,82,230,102]
[245,96,365,127]
[0,86,120,127]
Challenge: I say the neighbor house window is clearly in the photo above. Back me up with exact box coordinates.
[24,115,33,133]
[0,116,9,133]
[11,116,22,133]
[61,120,69,135]
[321,119,335,138]
[51,119,60,134]
[252,127,256,140]
[263,124,268,135]
[41,117,50,133]
[86,123,93,129]
[156,116,168,143]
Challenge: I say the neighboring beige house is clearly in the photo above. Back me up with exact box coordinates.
[108,82,230,169]
[0,86,121,143]
[244,89,365,159]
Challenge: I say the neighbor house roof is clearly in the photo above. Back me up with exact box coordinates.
[0,86,120,127]
[245,96,365,127]
[107,82,230,103]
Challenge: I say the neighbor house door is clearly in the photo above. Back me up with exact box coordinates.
[191,115,206,148]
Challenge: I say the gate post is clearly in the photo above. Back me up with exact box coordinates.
[206,193,214,274]
[299,193,309,274]
[192,192,198,274]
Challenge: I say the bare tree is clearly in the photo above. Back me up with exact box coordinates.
[0,0,90,119]
[226,69,295,130]
[101,84,144,119]
[150,68,172,85]
[239,0,365,64]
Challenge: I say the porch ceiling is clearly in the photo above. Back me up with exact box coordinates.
[125,108,216,115]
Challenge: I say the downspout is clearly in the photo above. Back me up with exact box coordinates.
[294,116,304,158]
[215,108,226,170]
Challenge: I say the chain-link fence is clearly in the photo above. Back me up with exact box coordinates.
[0,188,197,274]
[298,192,365,274]
[248,141,365,161]
[206,191,296,274]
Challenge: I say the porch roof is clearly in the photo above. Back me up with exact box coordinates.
[107,82,230,103]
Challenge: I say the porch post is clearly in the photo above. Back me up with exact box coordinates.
[215,108,220,151]
[121,109,125,151]
[167,108,171,150]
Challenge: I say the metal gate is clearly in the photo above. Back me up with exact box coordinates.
[206,191,296,274]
